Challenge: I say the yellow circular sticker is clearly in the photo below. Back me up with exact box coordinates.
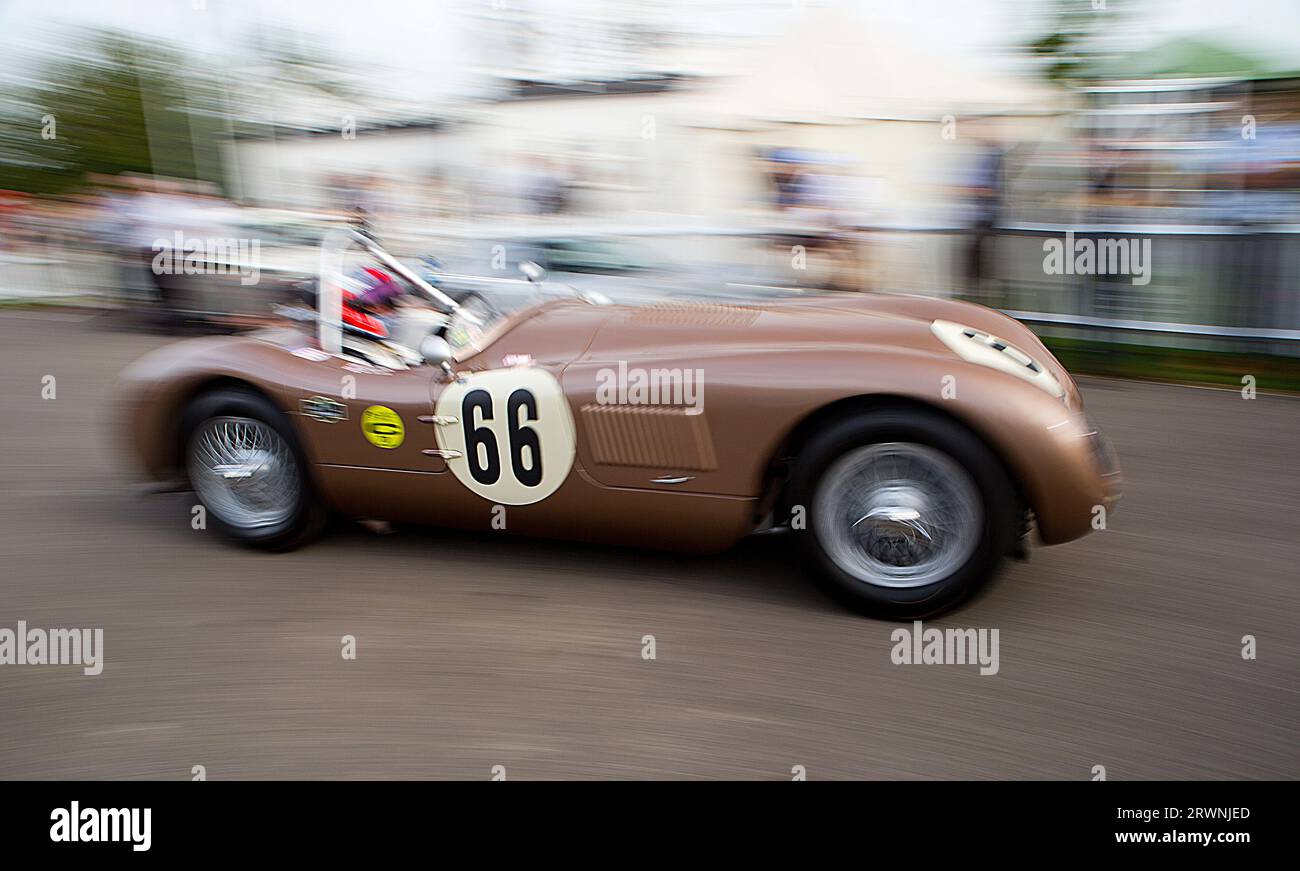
[361,405,404,449]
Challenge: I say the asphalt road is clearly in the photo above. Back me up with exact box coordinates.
[1,308,1296,780]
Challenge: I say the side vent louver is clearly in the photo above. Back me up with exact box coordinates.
[580,404,718,471]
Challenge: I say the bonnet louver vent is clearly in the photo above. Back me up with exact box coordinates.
[930,319,1064,398]
[959,328,1041,373]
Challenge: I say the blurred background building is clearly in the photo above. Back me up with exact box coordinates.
[1,0,1298,379]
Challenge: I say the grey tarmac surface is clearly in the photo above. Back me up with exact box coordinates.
[0,308,1296,780]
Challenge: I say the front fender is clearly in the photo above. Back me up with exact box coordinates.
[114,332,309,481]
[744,349,1114,545]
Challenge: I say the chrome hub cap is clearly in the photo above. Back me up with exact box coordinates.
[188,417,299,529]
[813,442,981,588]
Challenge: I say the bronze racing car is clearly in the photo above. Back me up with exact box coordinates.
[117,228,1121,617]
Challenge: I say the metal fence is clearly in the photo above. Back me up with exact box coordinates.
[4,222,1300,357]
[861,223,1300,356]
[983,224,1300,355]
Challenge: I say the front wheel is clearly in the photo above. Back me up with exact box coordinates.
[181,387,326,550]
[788,408,1019,619]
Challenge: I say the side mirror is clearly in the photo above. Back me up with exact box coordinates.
[419,334,453,368]
[519,260,546,283]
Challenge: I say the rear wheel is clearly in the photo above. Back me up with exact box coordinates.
[181,387,326,550]
[788,408,1018,618]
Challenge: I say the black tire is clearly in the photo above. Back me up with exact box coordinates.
[787,406,1019,619]
[180,386,327,551]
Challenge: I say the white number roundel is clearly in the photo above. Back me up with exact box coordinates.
[435,368,576,505]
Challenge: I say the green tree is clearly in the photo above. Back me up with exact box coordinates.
[0,29,220,194]
[1026,0,1131,83]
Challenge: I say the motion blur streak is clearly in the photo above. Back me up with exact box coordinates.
[0,313,1296,779]
[0,0,1298,779]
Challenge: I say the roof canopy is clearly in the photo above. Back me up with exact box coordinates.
[1098,35,1300,81]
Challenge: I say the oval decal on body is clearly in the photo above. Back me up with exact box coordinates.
[361,405,405,449]
[435,368,575,505]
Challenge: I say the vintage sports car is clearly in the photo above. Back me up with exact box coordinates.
[117,229,1121,618]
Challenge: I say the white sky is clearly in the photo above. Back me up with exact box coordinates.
[2,0,1300,103]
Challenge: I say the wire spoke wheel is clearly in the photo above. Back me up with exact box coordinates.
[813,442,982,589]
[187,416,300,529]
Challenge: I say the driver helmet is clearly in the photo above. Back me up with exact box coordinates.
[353,266,403,310]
